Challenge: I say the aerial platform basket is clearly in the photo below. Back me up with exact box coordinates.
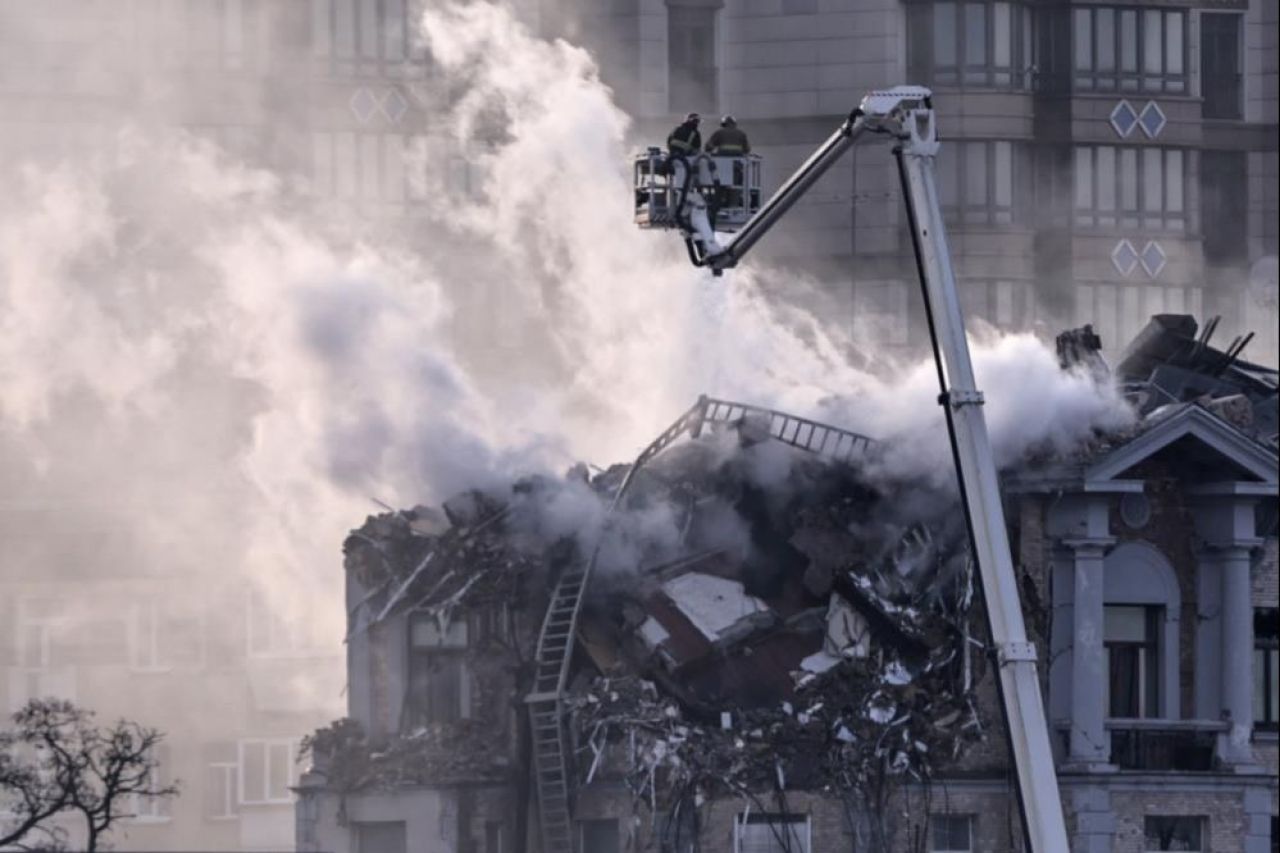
[633,147,762,232]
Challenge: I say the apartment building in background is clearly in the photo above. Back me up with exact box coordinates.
[551,0,1279,364]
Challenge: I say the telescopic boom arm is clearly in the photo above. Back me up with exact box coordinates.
[686,86,1071,853]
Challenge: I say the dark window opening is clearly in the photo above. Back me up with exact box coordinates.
[1201,151,1248,265]
[1143,816,1204,851]
[930,814,973,851]
[1105,605,1160,718]
[1201,13,1242,120]
[355,821,408,853]
[668,6,717,113]
[1256,608,1279,730]
[406,614,470,728]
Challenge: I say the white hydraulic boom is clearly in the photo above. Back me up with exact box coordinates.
[664,86,1071,853]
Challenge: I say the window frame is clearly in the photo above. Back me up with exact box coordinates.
[311,0,432,80]
[734,812,812,853]
[908,0,1034,91]
[1255,608,1279,730]
[127,744,172,824]
[1072,145,1187,234]
[1104,604,1162,719]
[1143,815,1205,852]
[237,738,298,806]
[1070,6,1188,94]
[936,139,1024,226]
[930,813,974,852]
[405,613,473,728]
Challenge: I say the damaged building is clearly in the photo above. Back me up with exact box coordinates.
[297,315,1278,853]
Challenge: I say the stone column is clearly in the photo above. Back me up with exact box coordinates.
[1191,490,1263,769]
[1217,542,1257,765]
[1063,538,1114,769]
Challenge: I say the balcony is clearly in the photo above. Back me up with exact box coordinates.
[1105,719,1227,771]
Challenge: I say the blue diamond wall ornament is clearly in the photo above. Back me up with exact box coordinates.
[1138,101,1166,138]
[381,89,409,123]
[1140,241,1167,278]
[1112,239,1140,276]
[1110,101,1138,138]
[349,89,379,124]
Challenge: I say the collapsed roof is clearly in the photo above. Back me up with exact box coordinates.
[1059,314,1279,448]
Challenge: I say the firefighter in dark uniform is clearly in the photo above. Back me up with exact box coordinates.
[705,115,750,214]
[664,112,704,227]
[704,115,750,155]
[667,112,703,158]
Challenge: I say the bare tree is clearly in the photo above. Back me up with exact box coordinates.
[0,699,180,851]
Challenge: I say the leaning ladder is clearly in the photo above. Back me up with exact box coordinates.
[525,395,874,852]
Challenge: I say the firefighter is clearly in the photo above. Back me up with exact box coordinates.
[705,115,750,155]
[666,112,702,158]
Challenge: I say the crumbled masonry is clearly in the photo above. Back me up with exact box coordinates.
[321,398,989,829]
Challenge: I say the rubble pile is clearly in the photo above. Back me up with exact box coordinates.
[303,717,511,790]
[570,638,981,809]
[1060,314,1279,447]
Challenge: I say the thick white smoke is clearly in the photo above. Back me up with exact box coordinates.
[0,2,1133,683]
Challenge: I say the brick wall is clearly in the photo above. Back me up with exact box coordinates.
[1253,536,1278,608]
[1110,789,1249,853]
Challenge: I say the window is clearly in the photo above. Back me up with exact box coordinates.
[128,745,171,823]
[959,280,1022,329]
[312,0,430,78]
[130,599,204,671]
[137,0,259,72]
[204,742,239,820]
[246,589,323,658]
[1071,6,1186,93]
[354,821,408,853]
[735,813,810,853]
[931,814,973,852]
[907,1,1033,89]
[1073,146,1186,232]
[1144,816,1204,851]
[406,614,471,727]
[238,739,297,805]
[668,6,717,111]
[935,140,1023,225]
[1201,151,1247,264]
[1256,609,1279,730]
[1105,605,1160,718]
[15,598,56,669]
[580,819,619,853]
[1201,13,1242,120]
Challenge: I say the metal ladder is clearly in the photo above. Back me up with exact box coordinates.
[525,396,874,852]
[526,562,586,853]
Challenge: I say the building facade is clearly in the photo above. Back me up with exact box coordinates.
[553,0,1279,363]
